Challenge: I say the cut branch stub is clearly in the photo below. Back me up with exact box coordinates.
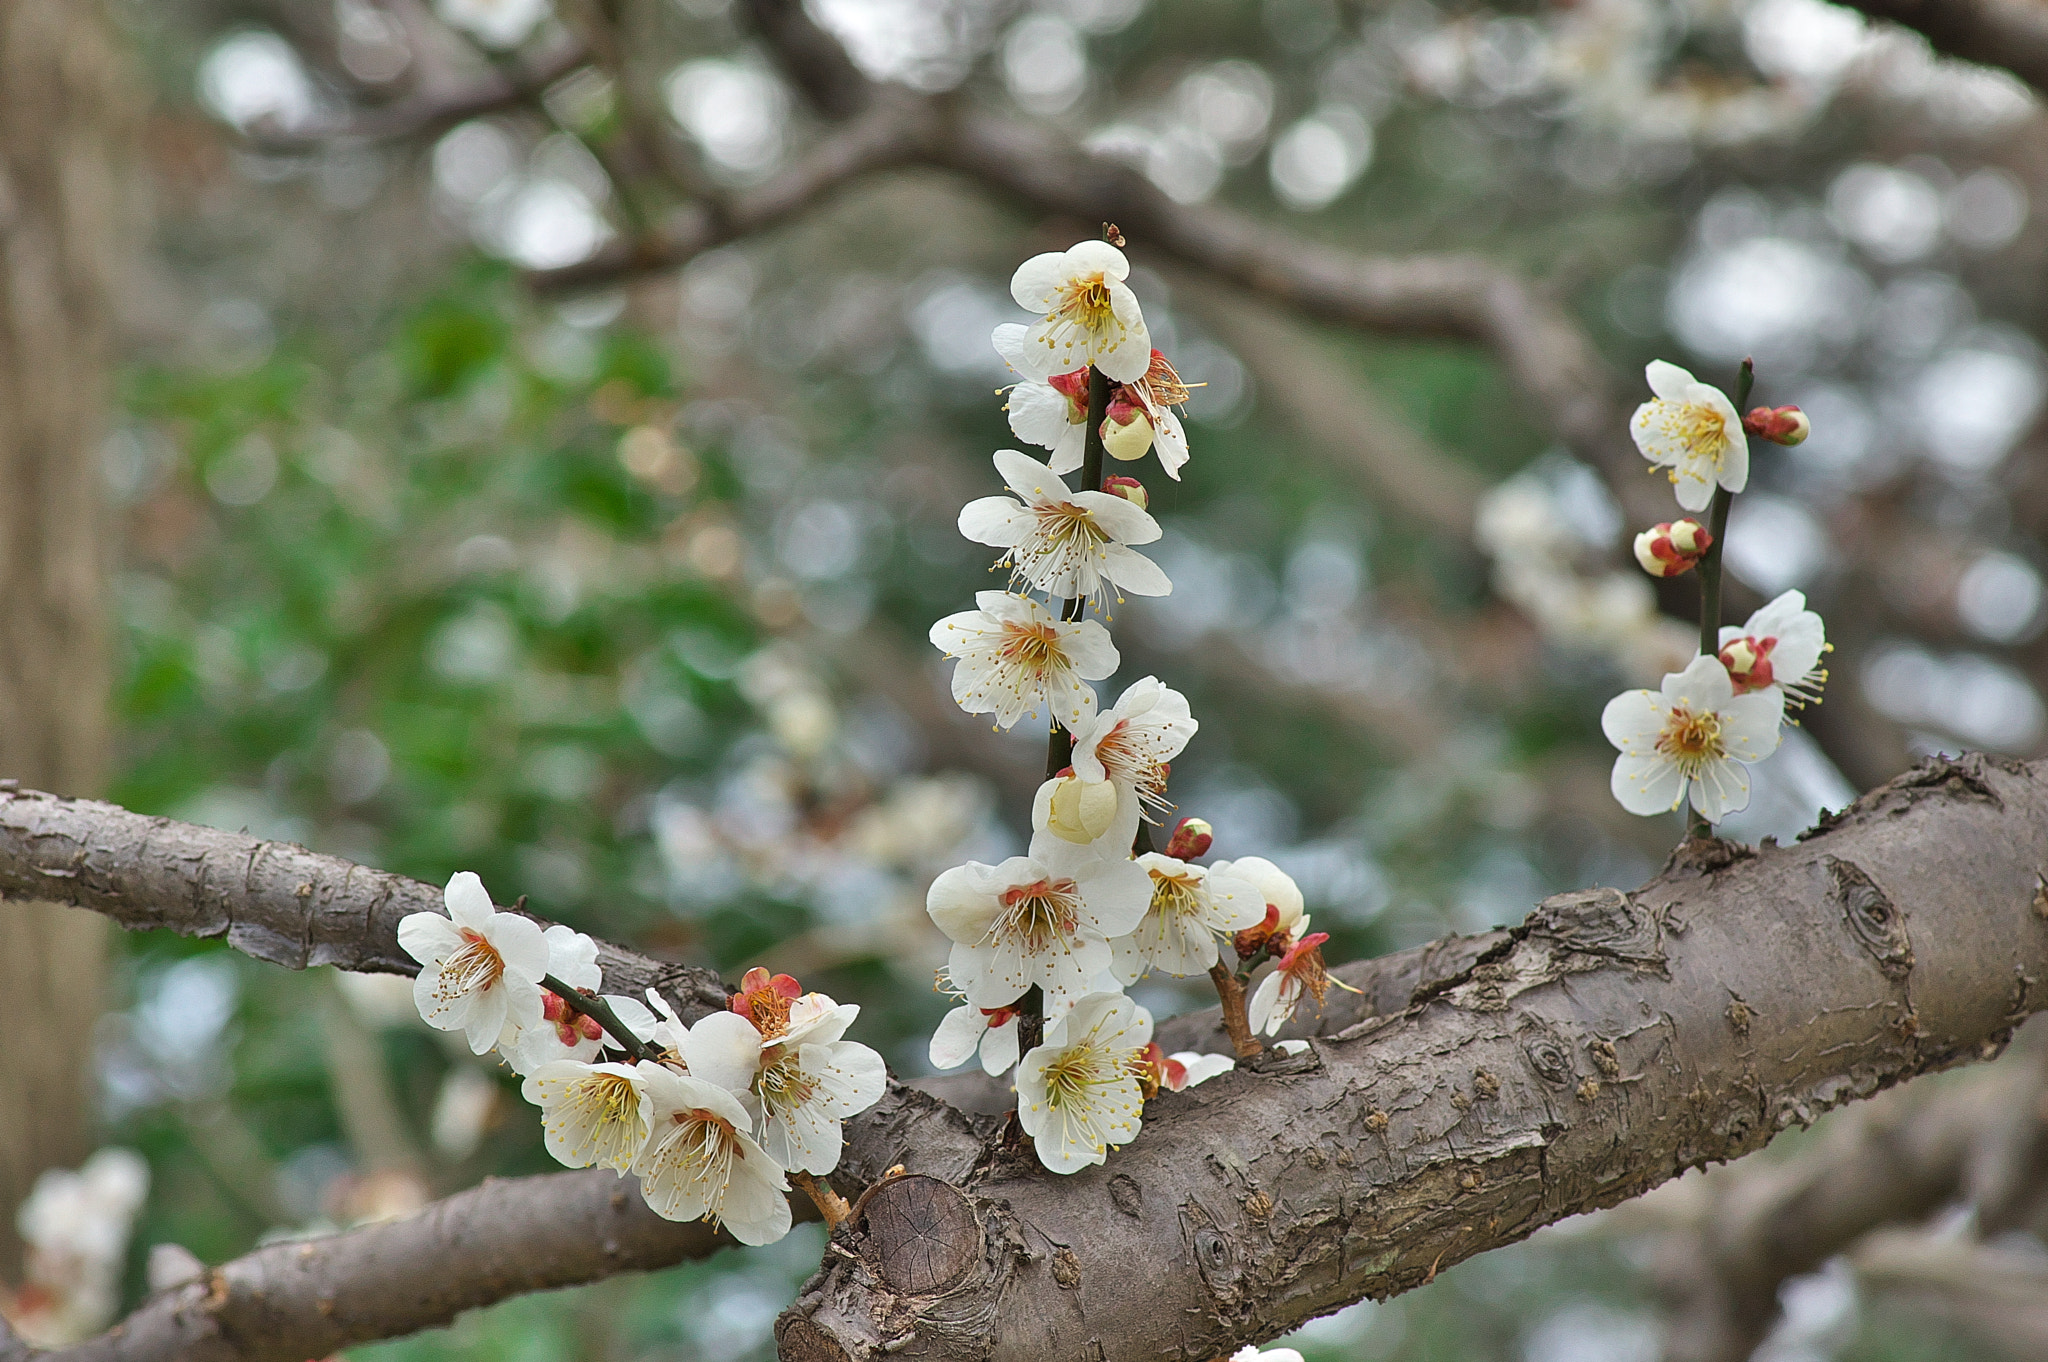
[860,1175,982,1296]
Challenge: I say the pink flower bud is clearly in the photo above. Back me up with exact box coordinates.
[1048,368,1091,421]
[1718,635,1778,694]
[1633,518,1714,578]
[1165,816,1212,860]
[541,990,569,1023]
[575,1013,604,1042]
[1101,475,1148,509]
[1743,405,1810,446]
[1102,394,1155,462]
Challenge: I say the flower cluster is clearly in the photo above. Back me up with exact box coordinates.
[400,874,884,1243]
[925,239,1314,1174]
[1605,361,1829,824]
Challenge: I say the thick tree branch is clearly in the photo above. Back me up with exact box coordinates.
[27,1169,725,1362]
[0,787,729,1020]
[9,759,2048,1362]
[786,755,2048,1361]
[1835,0,2048,94]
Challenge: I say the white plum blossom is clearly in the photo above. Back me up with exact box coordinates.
[1603,653,1785,822]
[632,1062,791,1245]
[1211,856,1305,939]
[927,832,1151,1019]
[521,1060,654,1173]
[958,450,1171,605]
[929,591,1118,732]
[398,872,547,1054]
[994,323,1089,473]
[1032,771,1128,849]
[1135,1042,1234,1094]
[1718,589,1829,710]
[930,972,1024,1076]
[1247,926,1331,1036]
[929,1000,1024,1076]
[1111,854,1266,983]
[499,925,627,1073]
[1171,1052,1235,1089]
[1118,350,1195,480]
[1008,239,1152,382]
[1040,671,1196,852]
[686,995,887,1175]
[1015,991,1153,1174]
[1630,360,1749,513]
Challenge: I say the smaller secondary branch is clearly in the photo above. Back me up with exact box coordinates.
[540,972,663,1063]
[1207,961,1262,1060]
[791,1171,852,1228]
[1044,365,1114,778]
[29,1169,756,1362]
[243,43,590,152]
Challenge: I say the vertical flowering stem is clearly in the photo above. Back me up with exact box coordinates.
[1685,359,1752,837]
[1044,366,1115,779]
[1209,961,1263,1060]
[790,1170,853,1229]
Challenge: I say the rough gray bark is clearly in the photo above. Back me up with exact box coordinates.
[784,755,2048,1362]
[1,754,2046,1362]
[0,787,729,1021]
[39,1169,728,1362]
[0,0,131,1277]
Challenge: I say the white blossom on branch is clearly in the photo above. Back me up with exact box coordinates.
[926,833,1151,1019]
[631,1062,792,1246]
[958,449,1171,605]
[1719,589,1830,711]
[1007,239,1152,382]
[1630,359,1749,513]
[1015,990,1153,1173]
[1603,653,1785,821]
[928,590,1118,731]
[397,872,548,1054]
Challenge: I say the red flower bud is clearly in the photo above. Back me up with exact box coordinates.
[1718,635,1778,694]
[1165,816,1213,860]
[1101,475,1148,509]
[1742,405,1810,446]
[1633,519,1714,578]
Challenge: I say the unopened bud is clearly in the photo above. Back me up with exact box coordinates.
[575,1012,604,1041]
[1165,816,1212,860]
[1718,635,1778,694]
[542,990,569,1023]
[1633,518,1714,578]
[1102,394,1155,461]
[1048,368,1090,421]
[1102,475,1148,509]
[1743,405,1809,445]
[1034,774,1119,844]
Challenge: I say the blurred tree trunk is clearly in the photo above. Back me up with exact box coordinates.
[0,0,131,1276]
